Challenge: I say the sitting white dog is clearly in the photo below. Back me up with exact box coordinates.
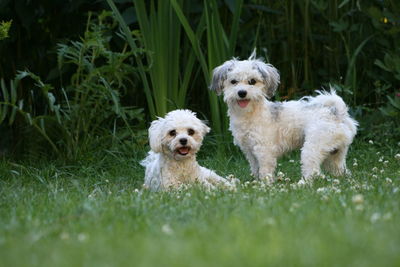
[210,54,358,183]
[141,109,232,191]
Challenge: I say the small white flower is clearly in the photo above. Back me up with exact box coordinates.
[289,159,295,163]
[372,167,378,172]
[385,178,392,184]
[105,179,109,183]
[297,179,307,186]
[372,174,378,179]
[383,160,389,165]
[380,169,385,174]
[185,192,191,197]
[393,187,399,193]
[77,233,88,242]
[369,140,374,144]
[353,162,358,167]
[352,194,364,204]
[284,177,291,183]
[317,187,328,194]
[161,224,174,235]
[395,154,400,160]
[378,157,384,162]
[376,151,381,155]
[333,179,340,185]
[134,188,140,193]
[370,213,380,223]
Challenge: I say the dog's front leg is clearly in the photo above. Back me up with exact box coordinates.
[254,146,277,184]
[240,146,259,178]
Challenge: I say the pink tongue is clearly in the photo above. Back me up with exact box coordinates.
[238,100,250,108]
[179,147,189,154]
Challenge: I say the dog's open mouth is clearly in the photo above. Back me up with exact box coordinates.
[237,99,250,108]
[176,146,190,156]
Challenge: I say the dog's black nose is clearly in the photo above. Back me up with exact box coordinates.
[179,138,187,145]
[238,90,247,98]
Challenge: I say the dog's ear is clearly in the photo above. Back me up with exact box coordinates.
[210,60,235,95]
[148,117,165,153]
[199,120,211,137]
[253,60,280,98]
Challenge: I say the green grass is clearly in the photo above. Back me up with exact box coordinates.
[0,141,399,267]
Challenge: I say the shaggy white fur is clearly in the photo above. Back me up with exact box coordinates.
[210,54,358,183]
[141,109,232,191]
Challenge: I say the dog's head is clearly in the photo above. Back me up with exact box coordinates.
[148,109,210,160]
[210,54,280,109]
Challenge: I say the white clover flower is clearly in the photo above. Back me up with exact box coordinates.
[376,151,381,155]
[372,167,378,172]
[372,174,378,179]
[105,179,109,183]
[297,179,307,186]
[352,194,364,204]
[369,140,374,144]
[333,179,340,185]
[385,178,393,184]
[316,187,328,194]
[378,157,384,162]
[284,177,291,183]
[395,154,400,160]
[383,160,389,165]
[77,233,88,242]
[353,162,358,167]
[333,188,341,194]
[161,224,174,235]
[370,213,380,223]
[134,188,140,193]
[380,169,385,174]
[289,159,295,163]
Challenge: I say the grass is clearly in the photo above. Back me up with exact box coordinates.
[0,141,399,267]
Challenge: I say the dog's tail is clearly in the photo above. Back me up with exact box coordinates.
[312,88,358,135]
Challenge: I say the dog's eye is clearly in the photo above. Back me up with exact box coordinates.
[248,79,256,85]
[188,129,195,136]
[231,79,238,85]
[169,130,176,137]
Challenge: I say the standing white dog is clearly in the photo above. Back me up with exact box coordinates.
[141,109,232,191]
[210,54,358,183]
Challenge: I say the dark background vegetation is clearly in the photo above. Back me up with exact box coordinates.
[0,0,399,160]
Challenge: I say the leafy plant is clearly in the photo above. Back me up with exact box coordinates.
[171,0,243,135]
[0,12,144,159]
[0,20,11,40]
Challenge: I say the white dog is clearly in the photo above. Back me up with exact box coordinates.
[141,109,232,191]
[210,54,358,183]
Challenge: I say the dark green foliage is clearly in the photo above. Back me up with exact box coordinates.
[0,12,145,159]
[1,0,400,158]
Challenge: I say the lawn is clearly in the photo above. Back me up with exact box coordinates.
[0,141,399,267]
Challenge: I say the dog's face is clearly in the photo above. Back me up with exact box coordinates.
[148,109,210,160]
[210,57,280,109]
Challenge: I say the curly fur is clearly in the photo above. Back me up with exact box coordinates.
[141,109,232,191]
[211,56,358,183]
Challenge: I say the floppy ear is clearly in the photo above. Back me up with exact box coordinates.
[209,60,235,95]
[253,60,280,98]
[148,118,165,153]
[199,120,211,137]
